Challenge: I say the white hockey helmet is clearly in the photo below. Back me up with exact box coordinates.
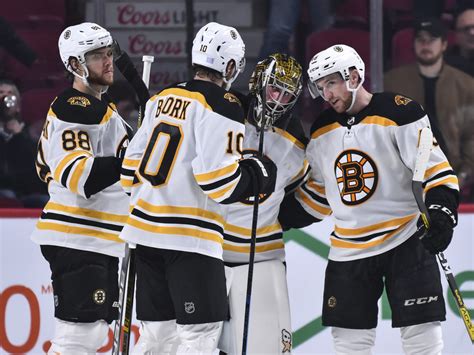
[192,22,246,89]
[307,44,365,99]
[58,22,113,78]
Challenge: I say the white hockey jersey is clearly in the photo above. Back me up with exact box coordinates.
[119,80,246,260]
[31,88,130,257]
[296,93,459,261]
[223,119,309,264]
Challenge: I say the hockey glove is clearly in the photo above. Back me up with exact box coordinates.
[418,204,457,254]
[239,156,277,195]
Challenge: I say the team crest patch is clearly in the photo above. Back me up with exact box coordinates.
[281,329,292,353]
[67,96,91,107]
[64,30,71,39]
[184,302,195,314]
[394,95,412,106]
[334,45,343,52]
[93,289,106,305]
[334,149,378,206]
[224,92,241,105]
[328,296,337,308]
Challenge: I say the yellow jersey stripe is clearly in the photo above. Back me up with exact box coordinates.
[306,180,326,195]
[69,157,88,193]
[120,178,134,187]
[136,199,225,224]
[311,122,341,140]
[127,217,223,244]
[335,214,417,236]
[299,191,332,215]
[54,151,91,183]
[225,222,281,236]
[223,241,285,253]
[44,202,128,223]
[100,106,114,124]
[47,107,57,118]
[273,127,305,149]
[123,158,140,168]
[360,115,397,127]
[37,221,123,243]
[208,181,238,200]
[151,88,212,111]
[330,220,409,249]
[425,176,459,192]
[194,163,239,183]
[424,161,451,179]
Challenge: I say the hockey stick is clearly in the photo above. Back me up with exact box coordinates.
[241,59,276,355]
[412,127,474,344]
[112,51,154,355]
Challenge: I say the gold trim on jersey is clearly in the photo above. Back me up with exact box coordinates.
[44,202,128,223]
[311,122,341,140]
[54,150,91,183]
[334,214,417,237]
[100,106,115,124]
[298,190,332,216]
[425,176,459,192]
[194,162,239,183]
[225,222,281,237]
[272,127,305,149]
[126,217,223,244]
[37,221,123,243]
[123,158,140,168]
[69,157,88,193]
[223,241,284,253]
[306,180,326,195]
[120,177,134,187]
[136,199,226,225]
[360,115,397,127]
[208,181,238,200]
[151,88,212,111]
[47,107,57,118]
[330,219,411,249]
[424,161,451,179]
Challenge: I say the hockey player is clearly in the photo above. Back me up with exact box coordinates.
[280,44,459,355]
[217,53,307,354]
[31,23,131,354]
[119,22,277,354]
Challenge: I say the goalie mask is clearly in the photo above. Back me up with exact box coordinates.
[249,53,303,128]
[192,22,246,90]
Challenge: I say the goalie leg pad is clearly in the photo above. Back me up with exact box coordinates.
[176,321,223,353]
[331,327,376,355]
[400,321,443,355]
[47,318,109,354]
[132,320,179,355]
[218,260,292,354]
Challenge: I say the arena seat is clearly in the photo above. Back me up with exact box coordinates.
[21,88,58,124]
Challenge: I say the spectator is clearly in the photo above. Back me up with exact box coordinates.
[446,6,474,76]
[0,79,48,207]
[384,17,474,199]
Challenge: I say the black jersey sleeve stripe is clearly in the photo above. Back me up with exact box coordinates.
[422,170,456,187]
[199,169,241,191]
[121,167,136,177]
[84,156,122,198]
[61,156,86,188]
[301,184,329,206]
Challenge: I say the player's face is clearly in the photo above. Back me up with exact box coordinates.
[266,85,293,104]
[316,73,351,113]
[414,31,447,66]
[85,47,114,86]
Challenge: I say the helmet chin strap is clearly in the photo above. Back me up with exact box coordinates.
[344,79,364,113]
[72,65,109,96]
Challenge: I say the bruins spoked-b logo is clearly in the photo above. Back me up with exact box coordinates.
[93,289,106,305]
[334,149,378,205]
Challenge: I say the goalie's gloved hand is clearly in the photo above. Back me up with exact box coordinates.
[239,156,277,195]
[418,204,457,254]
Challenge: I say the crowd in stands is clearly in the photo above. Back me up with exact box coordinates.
[1,0,473,206]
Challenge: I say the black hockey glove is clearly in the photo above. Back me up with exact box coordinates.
[239,156,277,195]
[418,204,457,254]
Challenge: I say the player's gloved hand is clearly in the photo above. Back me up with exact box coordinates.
[418,204,457,254]
[239,156,277,195]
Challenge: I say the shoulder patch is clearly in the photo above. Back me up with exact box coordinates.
[394,95,412,106]
[67,96,91,107]
[224,92,241,106]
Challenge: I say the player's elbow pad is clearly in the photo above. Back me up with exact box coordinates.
[84,156,122,198]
